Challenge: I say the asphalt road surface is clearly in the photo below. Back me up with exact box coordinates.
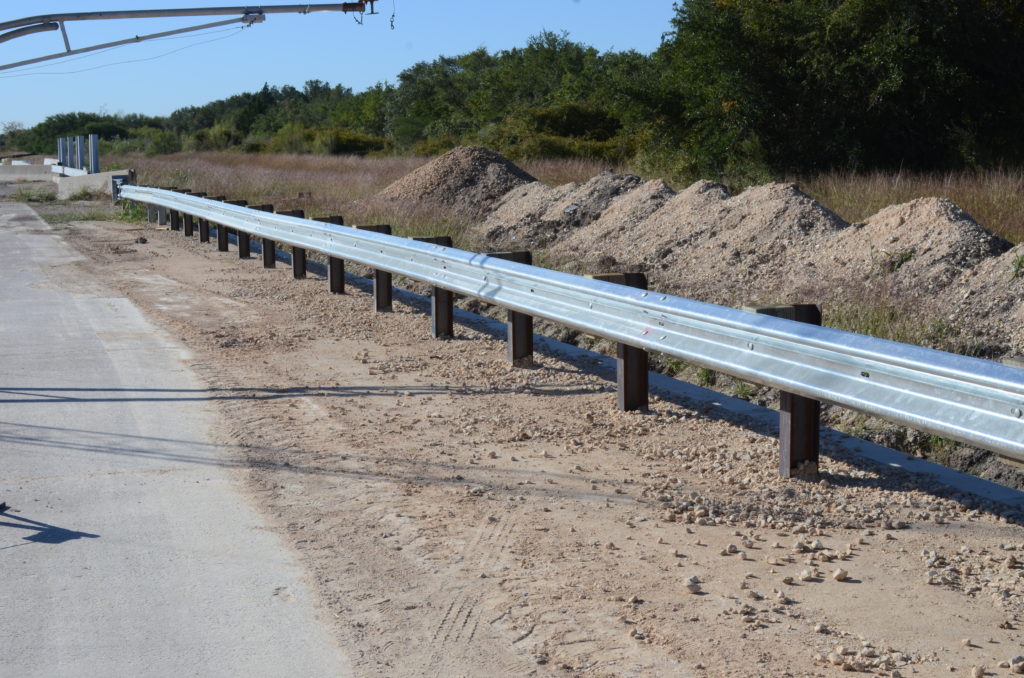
[0,201,353,677]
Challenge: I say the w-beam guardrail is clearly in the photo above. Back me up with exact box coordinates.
[120,185,1024,473]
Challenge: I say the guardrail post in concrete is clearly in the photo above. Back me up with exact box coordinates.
[276,209,306,277]
[590,273,650,411]
[414,236,455,338]
[744,303,822,478]
[314,217,346,293]
[251,205,275,267]
[354,225,393,311]
[488,251,534,362]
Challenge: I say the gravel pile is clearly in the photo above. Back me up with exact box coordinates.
[829,198,1012,294]
[374,146,535,218]
[474,171,641,250]
[375,147,1021,355]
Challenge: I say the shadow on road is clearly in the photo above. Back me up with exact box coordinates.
[0,508,100,549]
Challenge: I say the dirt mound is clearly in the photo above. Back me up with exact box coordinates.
[545,181,846,303]
[374,146,535,218]
[475,171,642,250]
[952,242,1024,355]
[547,179,676,269]
[829,198,1011,293]
[471,181,577,249]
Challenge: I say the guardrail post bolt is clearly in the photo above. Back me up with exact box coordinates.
[488,251,534,363]
[744,303,822,478]
[355,225,393,311]
[415,236,455,338]
[590,273,650,411]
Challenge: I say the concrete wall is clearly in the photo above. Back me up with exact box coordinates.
[55,170,131,200]
[0,165,55,180]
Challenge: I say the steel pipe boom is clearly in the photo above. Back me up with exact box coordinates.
[120,186,1024,462]
[0,5,368,32]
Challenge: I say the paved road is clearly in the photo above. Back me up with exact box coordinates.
[0,202,353,677]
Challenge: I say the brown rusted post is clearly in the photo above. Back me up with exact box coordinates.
[201,196,225,245]
[223,200,248,257]
[314,217,347,293]
[488,251,533,362]
[249,204,275,266]
[415,236,455,338]
[589,273,650,411]
[355,225,393,311]
[216,222,229,251]
[276,209,306,278]
[183,191,205,237]
[744,303,822,478]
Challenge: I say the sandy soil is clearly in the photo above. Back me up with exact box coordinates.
[22,206,1022,678]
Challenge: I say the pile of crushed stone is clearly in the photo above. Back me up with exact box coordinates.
[373,147,1021,355]
[473,170,642,250]
[373,146,535,218]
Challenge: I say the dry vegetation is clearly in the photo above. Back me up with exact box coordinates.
[795,168,1024,245]
[114,152,1023,245]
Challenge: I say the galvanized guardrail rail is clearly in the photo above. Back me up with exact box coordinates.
[121,185,1024,475]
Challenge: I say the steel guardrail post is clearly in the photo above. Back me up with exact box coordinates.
[223,200,248,256]
[276,210,306,277]
[183,192,204,236]
[314,216,346,293]
[590,273,650,411]
[488,251,534,362]
[414,236,455,338]
[745,303,823,477]
[200,196,225,243]
[251,205,275,266]
[156,187,176,225]
[355,225,393,311]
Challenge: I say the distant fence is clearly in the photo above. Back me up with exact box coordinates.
[119,184,1024,477]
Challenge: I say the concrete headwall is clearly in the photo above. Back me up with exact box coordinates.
[55,170,132,200]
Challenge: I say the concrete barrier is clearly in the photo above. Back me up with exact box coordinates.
[56,169,133,199]
[0,165,54,180]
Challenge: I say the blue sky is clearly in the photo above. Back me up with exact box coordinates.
[1,1,678,127]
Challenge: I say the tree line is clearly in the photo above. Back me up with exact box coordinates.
[5,1,1024,186]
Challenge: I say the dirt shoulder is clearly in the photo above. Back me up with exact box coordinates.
[40,209,1024,677]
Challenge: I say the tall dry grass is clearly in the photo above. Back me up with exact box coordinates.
[793,168,1024,244]
[110,151,1024,246]
[108,151,620,248]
